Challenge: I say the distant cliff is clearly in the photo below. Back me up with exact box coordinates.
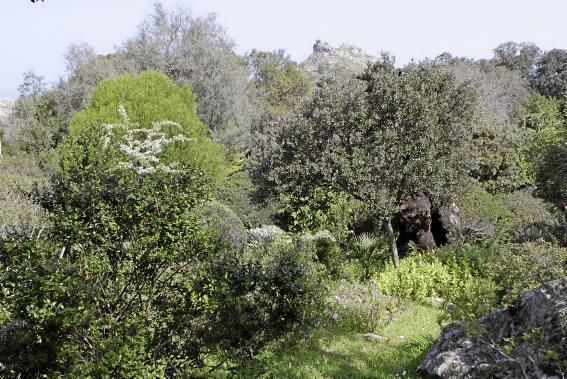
[300,40,375,79]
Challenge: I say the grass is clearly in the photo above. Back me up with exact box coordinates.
[238,301,441,378]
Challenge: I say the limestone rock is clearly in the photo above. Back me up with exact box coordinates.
[301,40,374,79]
[418,276,567,378]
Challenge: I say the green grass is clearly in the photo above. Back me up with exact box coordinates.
[240,302,441,378]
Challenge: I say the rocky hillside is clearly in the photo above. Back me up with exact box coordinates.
[0,98,14,126]
[300,40,375,79]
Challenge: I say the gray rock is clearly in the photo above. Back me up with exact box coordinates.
[432,202,462,245]
[248,225,290,245]
[301,40,374,79]
[418,276,567,378]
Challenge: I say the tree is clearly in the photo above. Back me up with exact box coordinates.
[493,41,541,78]
[530,49,567,98]
[0,72,224,376]
[121,3,255,151]
[254,56,476,266]
[247,49,311,114]
[64,71,225,185]
[439,56,531,191]
[520,95,567,211]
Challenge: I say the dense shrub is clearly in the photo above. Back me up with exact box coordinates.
[277,188,358,241]
[325,279,404,332]
[187,243,325,372]
[488,242,567,304]
[300,230,346,278]
[456,185,514,240]
[376,247,499,321]
[196,200,248,250]
[347,233,390,279]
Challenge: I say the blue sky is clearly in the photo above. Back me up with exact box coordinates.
[1,0,567,99]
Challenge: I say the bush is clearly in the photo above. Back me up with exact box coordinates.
[498,190,565,244]
[456,185,514,240]
[325,279,404,333]
[300,230,346,278]
[376,247,499,321]
[488,242,567,305]
[276,188,359,241]
[347,233,390,279]
[187,243,325,371]
[196,200,248,250]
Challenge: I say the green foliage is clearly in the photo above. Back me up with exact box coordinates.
[216,170,276,228]
[0,154,47,237]
[469,117,526,193]
[300,231,346,278]
[498,190,564,244]
[456,185,515,240]
[493,41,541,78]
[536,141,567,207]
[196,200,248,250]
[123,3,255,151]
[326,279,403,333]
[255,56,476,237]
[277,188,359,240]
[487,242,567,305]
[187,243,325,372]
[247,49,311,114]
[519,95,566,182]
[377,248,499,321]
[64,71,225,185]
[530,49,567,98]
[347,233,390,279]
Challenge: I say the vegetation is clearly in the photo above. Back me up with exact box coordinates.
[1,2,566,377]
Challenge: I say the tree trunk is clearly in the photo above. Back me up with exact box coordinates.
[385,216,400,268]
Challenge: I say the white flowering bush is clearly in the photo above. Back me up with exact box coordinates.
[102,105,195,174]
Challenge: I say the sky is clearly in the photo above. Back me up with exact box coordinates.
[1,0,567,99]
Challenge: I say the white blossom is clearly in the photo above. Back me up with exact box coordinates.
[101,105,195,174]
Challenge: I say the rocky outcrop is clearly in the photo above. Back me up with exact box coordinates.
[418,276,567,378]
[301,40,374,79]
[431,202,462,246]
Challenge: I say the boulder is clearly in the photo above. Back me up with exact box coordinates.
[418,276,567,378]
[431,202,462,246]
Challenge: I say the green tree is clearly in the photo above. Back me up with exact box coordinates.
[247,49,311,114]
[255,56,475,266]
[530,49,567,98]
[0,75,220,375]
[493,41,541,78]
[64,71,225,185]
[122,3,255,151]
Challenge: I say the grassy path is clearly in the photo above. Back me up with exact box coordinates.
[249,303,441,378]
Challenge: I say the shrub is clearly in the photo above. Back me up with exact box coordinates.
[196,200,248,250]
[488,242,567,305]
[376,249,499,321]
[300,230,346,278]
[187,243,325,371]
[277,188,359,241]
[455,185,514,240]
[347,233,390,279]
[325,279,404,333]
